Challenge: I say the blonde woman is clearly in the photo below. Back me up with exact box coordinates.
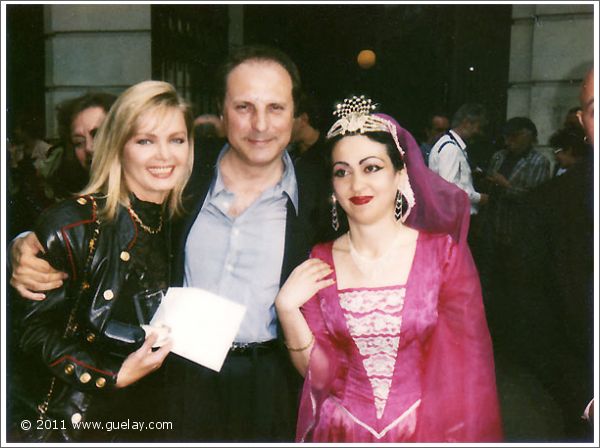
[12,80,194,441]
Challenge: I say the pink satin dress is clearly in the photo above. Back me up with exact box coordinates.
[296,233,503,442]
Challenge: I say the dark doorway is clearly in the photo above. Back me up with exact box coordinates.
[151,4,229,115]
[243,4,512,140]
[5,4,46,140]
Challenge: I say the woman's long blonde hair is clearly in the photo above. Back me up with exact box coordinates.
[80,80,194,221]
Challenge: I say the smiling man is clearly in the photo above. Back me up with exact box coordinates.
[165,45,327,442]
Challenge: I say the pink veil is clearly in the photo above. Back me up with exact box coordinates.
[375,113,471,244]
[385,115,502,441]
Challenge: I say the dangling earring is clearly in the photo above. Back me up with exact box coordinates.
[394,190,403,221]
[331,195,340,231]
[397,173,415,222]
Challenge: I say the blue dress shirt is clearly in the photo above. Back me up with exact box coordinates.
[183,146,299,343]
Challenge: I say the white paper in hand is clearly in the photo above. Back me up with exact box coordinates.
[150,287,246,372]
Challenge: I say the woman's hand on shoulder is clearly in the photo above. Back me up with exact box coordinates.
[115,332,172,388]
[275,259,334,314]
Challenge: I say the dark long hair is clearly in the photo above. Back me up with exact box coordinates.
[56,92,117,147]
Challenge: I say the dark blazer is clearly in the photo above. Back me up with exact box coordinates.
[170,140,331,288]
[517,150,594,440]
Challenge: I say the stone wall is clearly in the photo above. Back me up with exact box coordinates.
[44,4,152,137]
[507,4,594,152]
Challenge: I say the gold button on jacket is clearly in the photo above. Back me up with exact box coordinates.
[79,372,92,384]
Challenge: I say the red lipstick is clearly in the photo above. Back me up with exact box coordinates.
[349,196,373,205]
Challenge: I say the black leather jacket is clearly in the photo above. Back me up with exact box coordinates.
[18,194,169,437]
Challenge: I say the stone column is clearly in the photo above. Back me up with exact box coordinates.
[507,4,594,149]
[44,4,152,137]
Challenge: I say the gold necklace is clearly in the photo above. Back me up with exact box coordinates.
[128,207,163,234]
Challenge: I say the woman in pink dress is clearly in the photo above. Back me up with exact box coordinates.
[275,96,503,442]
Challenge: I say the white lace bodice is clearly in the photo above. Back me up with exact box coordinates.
[339,287,406,419]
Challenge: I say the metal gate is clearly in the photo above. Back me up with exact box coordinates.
[151,4,229,115]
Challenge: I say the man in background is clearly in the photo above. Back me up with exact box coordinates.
[419,111,449,165]
[428,103,489,215]
[516,68,594,441]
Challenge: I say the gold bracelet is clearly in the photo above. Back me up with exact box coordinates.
[285,333,315,352]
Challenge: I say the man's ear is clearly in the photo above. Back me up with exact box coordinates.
[577,109,584,128]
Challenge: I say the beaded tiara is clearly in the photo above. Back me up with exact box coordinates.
[326,95,405,157]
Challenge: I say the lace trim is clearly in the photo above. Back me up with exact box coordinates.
[345,313,403,337]
[363,353,396,376]
[354,336,399,356]
[339,288,405,419]
[340,288,405,313]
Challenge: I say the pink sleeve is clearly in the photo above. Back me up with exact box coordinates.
[415,238,504,442]
[301,293,340,391]
[296,243,343,441]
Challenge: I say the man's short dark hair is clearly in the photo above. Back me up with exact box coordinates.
[549,126,586,157]
[503,116,538,139]
[425,111,450,129]
[215,45,302,116]
[451,103,487,128]
[56,92,117,145]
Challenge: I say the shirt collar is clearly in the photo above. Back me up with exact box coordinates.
[212,144,299,215]
[448,129,467,150]
[211,144,229,195]
[280,149,299,215]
